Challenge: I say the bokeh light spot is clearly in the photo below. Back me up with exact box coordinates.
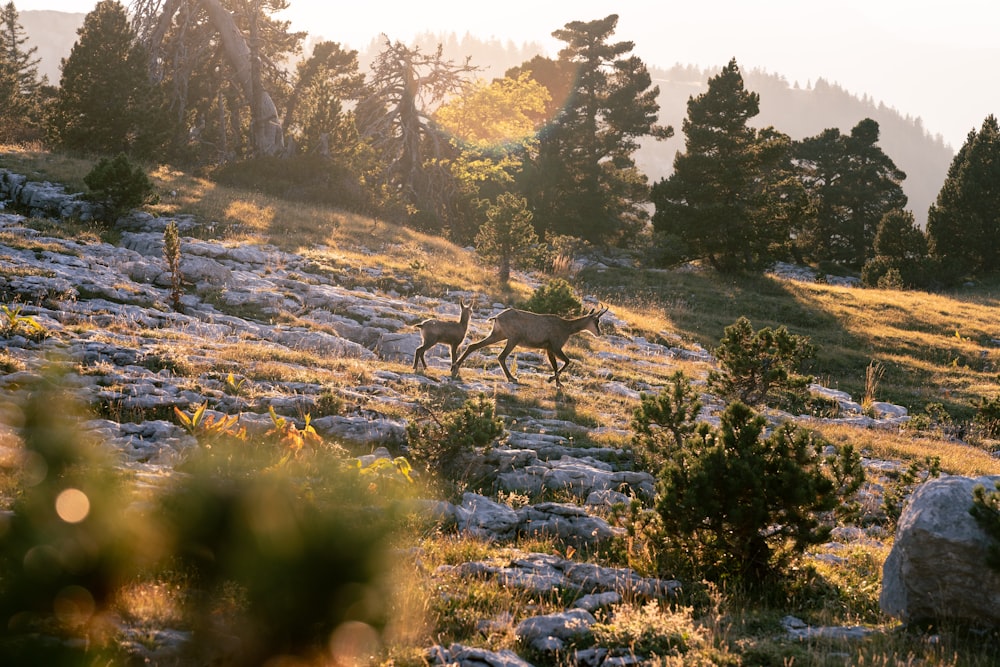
[54,585,96,627]
[328,620,379,667]
[55,488,90,523]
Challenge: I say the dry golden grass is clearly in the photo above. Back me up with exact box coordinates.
[0,143,93,190]
[582,264,1000,424]
[815,422,1000,477]
[145,162,509,299]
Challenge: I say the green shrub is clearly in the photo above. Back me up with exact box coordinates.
[522,278,582,316]
[631,370,702,473]
[406,394,505,492]
[876,267,905,290]
[654,400,864,585]
[707,316,814,408]
[974,395,1000,440]
[971,480,1000,572]
[84,153,158,224]
[0,374,133,663]
[157,441,397,665]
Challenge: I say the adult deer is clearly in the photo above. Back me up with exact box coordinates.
[451,305,609,388]
[413,299,474,371]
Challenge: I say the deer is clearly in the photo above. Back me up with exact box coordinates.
[412,298,474,371]
[451,305,609,388]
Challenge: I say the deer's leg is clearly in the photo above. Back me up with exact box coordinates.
[413,342,429,370]
[449,342,460,366]
[497,340,519,383]
[546,347,571,388]
[452,331,505,374]
[545,348,560,383]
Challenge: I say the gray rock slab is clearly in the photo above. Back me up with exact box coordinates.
[881,474,1000,627]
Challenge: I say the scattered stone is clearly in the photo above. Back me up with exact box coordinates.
[781,614,875,641]
[426,643,533,667]
[516,608,595,653]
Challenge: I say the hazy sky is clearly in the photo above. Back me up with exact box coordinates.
[17,0,1000,150]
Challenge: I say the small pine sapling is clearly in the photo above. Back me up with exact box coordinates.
[163,220,183,310]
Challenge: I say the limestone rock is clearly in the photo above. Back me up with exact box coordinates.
[426,643,532,667]
[880,474,1000,627]
[516,608,595,653]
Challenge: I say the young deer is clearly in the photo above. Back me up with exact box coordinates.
[413,298,474,371]
[451,305,609,388]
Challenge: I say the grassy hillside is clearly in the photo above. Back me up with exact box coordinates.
[581,265,1000,426]
[4,146,1000,666]
[7,143,998,434]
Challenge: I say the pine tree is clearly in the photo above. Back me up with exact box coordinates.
[474,191,541,284]
[926,115,1000,279]
[796,119,907,267]
[861,209,930,289]
[651,59,783,272]
[0,1,43,141]
[656,402,865,587]
[46,0,169,156]
[284,41,366,156]
[518,14,671,243]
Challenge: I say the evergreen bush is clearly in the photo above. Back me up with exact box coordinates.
[84,153,157,224]
[707,316,814,408]
[631,370,702,472]
[406,394,505,493]
[652,400,864,584]
[971,480,1000,572]
[522,278,582,316]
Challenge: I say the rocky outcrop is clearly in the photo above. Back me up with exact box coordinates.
[880,474,1000,627]
[0,171,926,665]
[0,170,96,220]
[442,551,680,600]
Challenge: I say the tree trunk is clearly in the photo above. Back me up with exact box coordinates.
[140,0,284,155]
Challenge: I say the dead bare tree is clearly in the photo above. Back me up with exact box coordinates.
[131,0,290,156]
[357,39,478,226]
[451,305,609,388]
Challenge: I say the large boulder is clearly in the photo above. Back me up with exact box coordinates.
[880,474,1000,627]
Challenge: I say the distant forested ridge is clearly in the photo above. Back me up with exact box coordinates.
[21,13,951,226]
[379,33,952,227]
[640,65,952,228]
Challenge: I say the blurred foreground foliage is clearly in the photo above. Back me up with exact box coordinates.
[0,368,410,665]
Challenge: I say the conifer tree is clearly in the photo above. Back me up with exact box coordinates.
[0,1,43,141]
[283,41,367,156]
[46,0,169,156]
[861,209,930,288]
[926,115,1000,280]
[651,59,785,272]
[474,191,541,284]
[795,118,906,267]
[518,14,671,243]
